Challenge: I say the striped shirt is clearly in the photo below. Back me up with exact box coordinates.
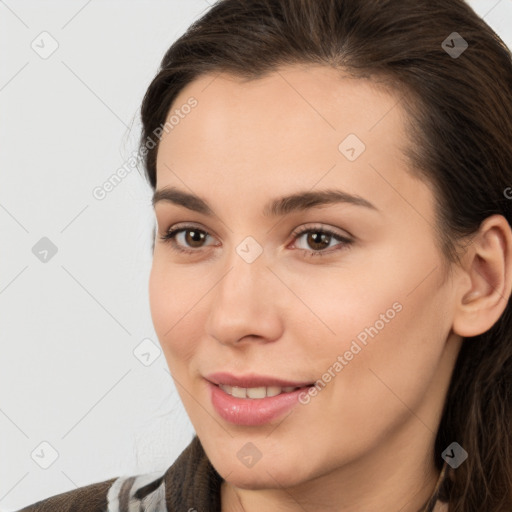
[16,436,450,511]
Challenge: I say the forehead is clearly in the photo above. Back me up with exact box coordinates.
[155,64,432,221]
[162,64,405,147]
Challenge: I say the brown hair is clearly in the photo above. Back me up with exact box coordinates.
[139,1,512,510]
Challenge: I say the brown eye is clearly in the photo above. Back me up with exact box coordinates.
[304,231,333,251]
[292,226,353,256]
[183,229,207,248]
[160,225,214,254]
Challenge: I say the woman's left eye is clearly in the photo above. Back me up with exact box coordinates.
[159,224,353,257]
[291,226,353,256]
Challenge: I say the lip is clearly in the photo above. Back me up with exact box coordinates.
[205,372,314,388]
[205,379,314,426]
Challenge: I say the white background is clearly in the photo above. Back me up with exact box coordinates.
[1,1,511,510]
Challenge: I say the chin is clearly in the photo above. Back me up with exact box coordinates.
[215,459,308,490]
[225,471,301,490]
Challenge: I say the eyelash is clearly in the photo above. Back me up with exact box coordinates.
[159,223,353,258]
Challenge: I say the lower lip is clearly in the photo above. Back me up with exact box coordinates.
[207,380,311,426]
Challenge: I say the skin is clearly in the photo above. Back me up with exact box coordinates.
[148,64,512,512]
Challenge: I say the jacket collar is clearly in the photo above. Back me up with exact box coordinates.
[163,435,222,511]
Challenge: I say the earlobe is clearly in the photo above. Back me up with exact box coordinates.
[452,214,512,338]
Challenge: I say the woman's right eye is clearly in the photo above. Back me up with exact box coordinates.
[159,225,215,255]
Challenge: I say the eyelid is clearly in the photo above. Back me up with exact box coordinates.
[289,222,353,241]
[160,221,218,242]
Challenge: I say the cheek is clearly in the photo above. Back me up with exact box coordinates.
[327,271,450,421]
[288,248,450,402]
[148,259,201,367]
[279,255,407,364]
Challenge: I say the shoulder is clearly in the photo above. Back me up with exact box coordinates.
[15,469,168,512]
[14,476,117,512]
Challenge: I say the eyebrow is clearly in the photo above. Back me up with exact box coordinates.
[152,186,378,217]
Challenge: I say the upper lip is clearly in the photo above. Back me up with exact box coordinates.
[205,372,314,388]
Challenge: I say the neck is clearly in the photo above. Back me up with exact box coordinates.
[221,463,443,512]
[220,425,444,512]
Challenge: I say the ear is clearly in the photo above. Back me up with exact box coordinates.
[452,214,512,338]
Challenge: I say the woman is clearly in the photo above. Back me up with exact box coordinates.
[16,0,512,511]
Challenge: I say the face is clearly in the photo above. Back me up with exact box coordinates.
[149,64,461,491]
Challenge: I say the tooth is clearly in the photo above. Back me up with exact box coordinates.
[219,384,232,394]
[247,386,267,399]
[219,384,302,399]
[231,386,247,398]
[266,386,282,397]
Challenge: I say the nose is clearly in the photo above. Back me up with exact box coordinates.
[204,246,284,347]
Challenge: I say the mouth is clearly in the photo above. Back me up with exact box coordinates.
[205,371,315,390]
[206,379,315,426]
